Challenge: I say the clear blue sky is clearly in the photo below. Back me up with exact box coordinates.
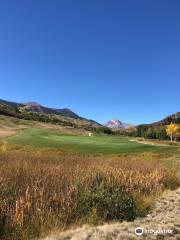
[0,0,180,124]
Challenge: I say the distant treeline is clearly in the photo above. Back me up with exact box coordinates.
[116,125,180,141]
[135,125,168,140]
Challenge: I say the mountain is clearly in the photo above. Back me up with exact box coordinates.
[0,99,85,119]
[152,112,180,126]
[0,99,112,133]
[20,102,80,119]
[104,119,132,129]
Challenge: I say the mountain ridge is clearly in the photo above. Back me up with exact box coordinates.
[104,119,133,129]
[0,99,179,130]
[0,99,112,133]
[151,112,180,126]
[20,101,81,119]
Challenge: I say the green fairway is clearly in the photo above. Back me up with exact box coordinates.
[6,128,169,154]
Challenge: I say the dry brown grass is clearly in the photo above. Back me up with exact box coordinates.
[0,114,88,138]
[0,145,179,240]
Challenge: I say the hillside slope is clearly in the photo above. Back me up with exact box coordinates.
[0,99,111,133]
[0,115,92,137]
[152,112,180,126]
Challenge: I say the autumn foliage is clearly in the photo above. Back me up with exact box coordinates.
[166,123,180,142]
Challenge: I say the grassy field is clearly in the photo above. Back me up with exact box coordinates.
[6,128,172,154]
[0,126,180,240]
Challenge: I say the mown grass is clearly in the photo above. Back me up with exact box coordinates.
[6,128,175,154]
[0,141,179,240]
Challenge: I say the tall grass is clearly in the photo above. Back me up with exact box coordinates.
[0,145,179,240]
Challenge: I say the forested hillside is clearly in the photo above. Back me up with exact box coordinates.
[0,99,112,134]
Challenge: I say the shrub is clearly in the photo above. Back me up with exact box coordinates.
[77,180,136,222]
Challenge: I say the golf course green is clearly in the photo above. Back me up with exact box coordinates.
[6,128,168,154]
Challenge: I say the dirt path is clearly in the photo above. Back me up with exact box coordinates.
[41,188,180,240]
[135,139,168,147]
